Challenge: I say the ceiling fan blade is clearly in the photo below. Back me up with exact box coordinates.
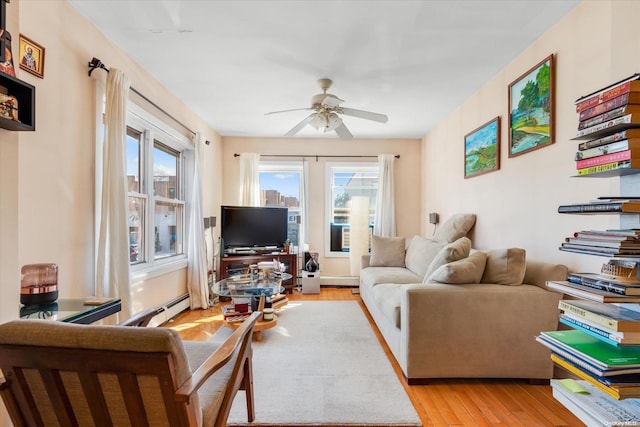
[284,114,315,137]
[339,107,388,123]
[321,94,344,108]
[334,122,353,140]
[265,107,312,115]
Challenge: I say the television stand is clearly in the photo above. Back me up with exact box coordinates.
[219,253,297,294]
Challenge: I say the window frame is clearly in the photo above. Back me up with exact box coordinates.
[324,162,379,258]
[259,161,304,248]
[126,103,191,278]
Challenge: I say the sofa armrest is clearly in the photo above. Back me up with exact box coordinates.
[401,283,561,379]
[523,260,568,289]
[361,255,371,269]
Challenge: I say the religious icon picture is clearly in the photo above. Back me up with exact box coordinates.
[0,29,15,77]
[18,34,44,78]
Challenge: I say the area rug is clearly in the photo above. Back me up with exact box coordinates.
[217,300,422,426]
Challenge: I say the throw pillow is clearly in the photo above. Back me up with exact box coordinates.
[432,213,477,243]
[422,237,472,283]
[404,235,446,278]
[369,235,406,267]
[481,248,526,285]
[425,250,488,284]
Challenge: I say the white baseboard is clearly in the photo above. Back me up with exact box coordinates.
[149,293,190,327]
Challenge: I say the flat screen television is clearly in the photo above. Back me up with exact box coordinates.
[220,205,288,251]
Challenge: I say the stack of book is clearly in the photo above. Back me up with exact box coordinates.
[537,299,640,400]
[558,226,640,257]
[574,74,640,177]
[222,303,251,322]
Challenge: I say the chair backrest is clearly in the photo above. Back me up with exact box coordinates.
[0,312,260,427]
[118,305,165,327]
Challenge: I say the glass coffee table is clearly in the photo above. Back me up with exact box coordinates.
[211,272,291,340]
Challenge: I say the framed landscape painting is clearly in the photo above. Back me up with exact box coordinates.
[508,54,554,157]
[464,116,500,179]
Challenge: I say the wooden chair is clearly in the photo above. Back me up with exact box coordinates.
[118,305,166,327]
[0,311,260,427]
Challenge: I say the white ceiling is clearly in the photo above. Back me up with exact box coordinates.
[69,0,580,139]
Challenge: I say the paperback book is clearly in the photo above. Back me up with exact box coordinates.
[577,128,640,151]
[558,299,640,332]
[566,272,640,296]
[548,281,640,303]
[575,139,640,161]
[559,313,640,345]
[551,379,640,426]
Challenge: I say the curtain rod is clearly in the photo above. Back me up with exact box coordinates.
[87,57,196,137]
[234,153,400,160]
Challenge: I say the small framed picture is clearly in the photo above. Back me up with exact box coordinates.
[464,116,500,179]
[508,54,554,157]
[18,34,44,78]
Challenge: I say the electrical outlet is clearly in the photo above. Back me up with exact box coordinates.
[428,212,439,225]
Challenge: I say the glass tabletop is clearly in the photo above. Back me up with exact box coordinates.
[212,272,292,298]
[19,298,122,324]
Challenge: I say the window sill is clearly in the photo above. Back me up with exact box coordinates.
[130,256,188,283]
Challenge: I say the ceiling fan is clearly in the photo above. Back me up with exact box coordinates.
[265,78,388,139]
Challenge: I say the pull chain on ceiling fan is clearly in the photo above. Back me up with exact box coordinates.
[265,78,388,139]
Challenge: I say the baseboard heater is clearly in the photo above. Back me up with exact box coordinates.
[149,293,190,327]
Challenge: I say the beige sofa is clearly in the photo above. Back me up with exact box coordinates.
[359,214,566,383]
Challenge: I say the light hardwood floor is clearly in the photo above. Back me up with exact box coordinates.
[167,287,584,426]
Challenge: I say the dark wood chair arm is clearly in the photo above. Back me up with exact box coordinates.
[175,311,260,402]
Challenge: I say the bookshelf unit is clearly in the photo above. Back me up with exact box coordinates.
[542,75,640,424]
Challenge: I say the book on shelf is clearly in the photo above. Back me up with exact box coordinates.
[559,246,640,259]
[574,114,640,140]
[575,139,640,161]
[558,201,640,214]
[579,92,640,121]
[578,128,640,150]
[550,353,640,399]
[564,238,640,250]
[575,74,640,112]
[575,149,640,169]
[548,281,640,303]
[553,353,640,387]
[539,329,640,370]
[558,299,640,332]
[578,105,640,130]
[559,313,640,345]
[566,272,640,296]
[574,229,640,240]
[577,160,640,176]
[551,379,640,426]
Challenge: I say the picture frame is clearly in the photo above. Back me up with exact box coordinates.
[508,54,554,157]
[18,34,44,78]
[464,116,500,179]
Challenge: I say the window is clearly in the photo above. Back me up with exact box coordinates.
[259,162,303,247]
[126,106,189,269]
[326,163,378,256]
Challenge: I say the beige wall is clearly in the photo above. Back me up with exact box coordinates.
[0,0,222,332]
[423,0,640,274]
[221,137,422,278]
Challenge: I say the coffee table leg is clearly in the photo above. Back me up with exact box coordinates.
[254,331,263,341]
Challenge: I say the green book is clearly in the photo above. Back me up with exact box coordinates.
[540,330,640,369]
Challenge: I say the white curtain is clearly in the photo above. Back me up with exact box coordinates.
[187,133,209,309]
[239,153,261,206]
[96,69,132,319]
[374,154,396,237]
[350,196,370,276]
[298,160,310,273]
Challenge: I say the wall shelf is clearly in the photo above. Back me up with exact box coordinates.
[0,72,35,131]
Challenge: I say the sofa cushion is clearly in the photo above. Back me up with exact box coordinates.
[422,237,472,283]
[360,266,422,287]
[432,213,476,243]
[481,248,527,285]
[370,235,406,267]
[426,250,488,284]
[404,235,445,278]
[371,283,404,328]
